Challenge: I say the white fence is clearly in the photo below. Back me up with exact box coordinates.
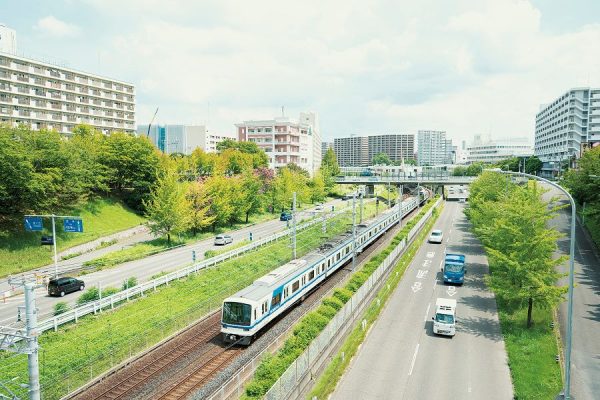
[208,197,441,400]
[33,205,356,335]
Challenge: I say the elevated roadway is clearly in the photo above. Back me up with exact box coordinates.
[335,175,477,185]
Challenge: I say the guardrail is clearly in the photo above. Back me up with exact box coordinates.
[33,203,361,335]
[207,197,441,400]
[336,176,476,184]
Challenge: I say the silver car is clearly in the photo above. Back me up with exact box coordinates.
[214,234,233,246]
[429,229,443,244]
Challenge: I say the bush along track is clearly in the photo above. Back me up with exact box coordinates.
[0,204,378,400]
[241,197,440,399]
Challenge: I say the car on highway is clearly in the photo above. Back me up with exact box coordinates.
[48,277,85,297]
[342,193,359,200]
[429,229,444,244]
[315,204,324,211]
[280,211,293,221]
[214,234,233,246]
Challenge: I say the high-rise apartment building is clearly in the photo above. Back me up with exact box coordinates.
[333,136,369,167]
[333,134,415,167]
[535,87,600,174]
[137,125,236,154]
[235,112,320,175]
[467,136,533,164]
[321,141,333,159]
[368,134,415,164]
[0,25,135,135]
[417,130,452,166]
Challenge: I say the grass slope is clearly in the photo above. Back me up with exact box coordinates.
[0,198,145,277]
[0,203,378,400]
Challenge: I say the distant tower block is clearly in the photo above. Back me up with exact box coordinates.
[0,24,17,54]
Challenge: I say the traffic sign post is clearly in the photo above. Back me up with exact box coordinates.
[24,214,84,278]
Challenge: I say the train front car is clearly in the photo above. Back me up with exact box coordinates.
[221,297,256,345]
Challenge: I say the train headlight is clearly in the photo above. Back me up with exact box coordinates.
[229,334,237,341]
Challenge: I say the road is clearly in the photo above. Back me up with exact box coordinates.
[0,199,351,326]
[545,185,600,400]
[331,201,513,400]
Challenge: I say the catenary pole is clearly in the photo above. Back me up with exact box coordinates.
[24,282,41,400]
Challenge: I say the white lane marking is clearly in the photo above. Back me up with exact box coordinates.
[439,260,443,269]
[411,282,423,293]
[433,280,438,290]
[424,303,431,322]
[409,343,420,376]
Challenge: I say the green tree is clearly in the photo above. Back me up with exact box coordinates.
[322,148,341,176]
[372,152,393,165]
[102,132,161,211]
[205,175,235,229]
[468,174,568,328]
[144,169,191,245]
[524,156,543,175]
[309,172,326,203]
[186,180,215,235]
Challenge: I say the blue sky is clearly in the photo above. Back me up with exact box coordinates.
[2,0,600,144]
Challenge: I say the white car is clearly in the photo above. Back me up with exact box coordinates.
[214,234,233,246]
[429,229,443,244]
[315,204,324,211]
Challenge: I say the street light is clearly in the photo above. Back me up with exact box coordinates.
[492,170,575,400]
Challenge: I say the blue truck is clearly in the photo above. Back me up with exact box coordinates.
[442,253,466,285]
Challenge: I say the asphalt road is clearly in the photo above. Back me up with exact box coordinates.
[545,185,600,400]
[0,199,350,326]
[331,201,513,400]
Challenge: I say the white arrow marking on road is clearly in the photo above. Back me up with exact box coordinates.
[426,251,435,258]
[416,269,428,279]
[447,286,457,297]
[411,282,422,293]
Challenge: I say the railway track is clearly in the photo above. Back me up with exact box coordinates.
[157,347,244,400]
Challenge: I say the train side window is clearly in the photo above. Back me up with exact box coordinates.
[271,293,281,308]
[309,270,315,280]
[337,253,340,261]
[292,280,300,293]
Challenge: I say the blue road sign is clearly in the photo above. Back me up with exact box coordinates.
[24,216,43,231]
[63,218,83,233]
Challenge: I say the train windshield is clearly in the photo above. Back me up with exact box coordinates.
[222,302,252,326]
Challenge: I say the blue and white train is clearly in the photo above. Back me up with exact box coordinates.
[221,192,428,345]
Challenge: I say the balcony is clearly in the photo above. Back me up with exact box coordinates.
[17,86,29,94]
[18,110,31,117]
[33,67,44,75]
[51,103,62,110]
[17,98,30,105]
[0,71,9,79]
[16,75,29,82]
[50,92,62,100]
[52,114,62,121]
[78,77,89,84]
[16,63,28,72]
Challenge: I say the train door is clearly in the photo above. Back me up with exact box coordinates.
[270,286,284,312]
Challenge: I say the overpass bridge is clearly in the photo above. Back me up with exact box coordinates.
[334,175,477,185]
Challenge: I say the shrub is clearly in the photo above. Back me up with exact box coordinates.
[76,287,99,305]
[53,302,69,316]
[322,297,343,311]
[204,250,217,258]
[333,288,352,303]
[316,304,337,319]
[122,276,138,290]
[102,287,120,297]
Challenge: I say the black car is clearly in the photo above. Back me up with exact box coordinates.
[48,277,85,297]
[280,211,293,221]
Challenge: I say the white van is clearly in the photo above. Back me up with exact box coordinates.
[432,298,456,336]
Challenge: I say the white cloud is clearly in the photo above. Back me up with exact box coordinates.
[78,0,600,144]
[34,16,80,37]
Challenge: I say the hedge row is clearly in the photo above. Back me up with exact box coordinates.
[242,197,440,398]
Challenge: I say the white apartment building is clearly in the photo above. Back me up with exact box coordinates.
[467,135,533,164]
[137,124,236,155]
[236,112,321,175]
[535,87,600,174]
[0,25,135,135]
[368,134,415,164]
[417,130,453,166]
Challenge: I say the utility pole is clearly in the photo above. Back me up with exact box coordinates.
[352,193,357,270]
[292,192,297,259]
[51,215,58,278]
[359,194,363,224]
[0,279,42,400]
[398,184,403,227]
[321,208,327,234]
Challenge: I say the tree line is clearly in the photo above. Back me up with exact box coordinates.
[452,156,543,177]
[0,125,342,239]
[466,171,567,327]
